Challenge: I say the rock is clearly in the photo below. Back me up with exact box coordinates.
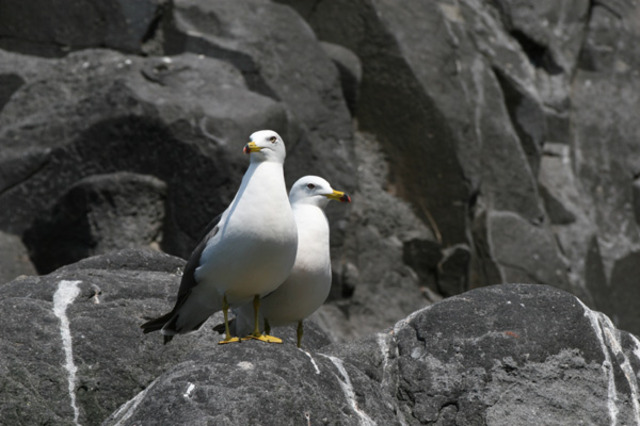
[0,249,204,425]
[634,178,640,225]
[472,210,571,289]
[490,0,590,73]
[0,0,166,56]
[23,172,167,274]
[320,41,362,115]
[570,2,640,334]
[316,132,433,342]
[438,244,471,297]
[0,230,36,284]
[2,0,640,353]
[293,0,551,248]
[0,72,25,112]
[2,250,639,425]
[277,0,640,337]
[609,251,640,334]
[402,237,442,294]
[383,283,640,424]
[0,49,287,258]
[103,343,398,426]
[160,0,355,193]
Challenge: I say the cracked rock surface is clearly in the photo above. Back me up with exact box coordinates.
[2,250,639,425]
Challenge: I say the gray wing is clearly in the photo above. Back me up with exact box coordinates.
[175,212,223,302]
[140,212,224,336]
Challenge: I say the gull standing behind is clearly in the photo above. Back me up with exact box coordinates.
[141,130,298,344]
[231,175,351,347]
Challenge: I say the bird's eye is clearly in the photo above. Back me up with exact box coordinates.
[307,183,315,189]
[269,136,277,143]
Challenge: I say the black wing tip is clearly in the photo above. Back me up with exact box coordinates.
[140,311,174,334]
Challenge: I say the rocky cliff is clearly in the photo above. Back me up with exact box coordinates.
[2,0,640,424]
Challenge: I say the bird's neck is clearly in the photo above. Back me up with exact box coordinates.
[242,161,284,188]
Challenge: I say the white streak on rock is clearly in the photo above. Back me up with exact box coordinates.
[578,300,623,425]
[111,381,156,426]
[183,382,196,399]
[630,333,640,364]
[376,333,410,426]
[53,280,82,426]
[376,333,391,388]
[599,315,640,424]
[300,349,321,375]
[321,354,376,426]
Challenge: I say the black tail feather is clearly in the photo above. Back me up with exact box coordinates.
[140,311,174,334]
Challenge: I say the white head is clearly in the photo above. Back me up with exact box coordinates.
[289,175,351,209]
[243,130,286,164]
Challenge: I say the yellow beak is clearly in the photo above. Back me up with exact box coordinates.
[243,141,262,154]
[325,190,351,203]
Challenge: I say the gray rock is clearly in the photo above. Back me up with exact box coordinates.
[2,250,639,425]
[2,0,640,352]
[0,249,205,425]
[0,72,24,112]
[0,230,36,284]
[402,237,442,294]
[103,343,398,426]
[438,244,471,298]
[387,283,640,425]
[0,0,166,56]
[283,0,640,335]
[634,177,640,225]
[316,132,433,342]
[0,49,286,258]
[320,41,362,115]
[23,172,167,274]
[298,0,549,247]
[570,2,640,334]
[472,210,571,291]
[609,251,640,334]
[490,0,590,73]
[160,0,355,193]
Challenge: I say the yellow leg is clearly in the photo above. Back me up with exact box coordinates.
[242,295,282,343]
[297,320,303,348]
[218,294,240,344]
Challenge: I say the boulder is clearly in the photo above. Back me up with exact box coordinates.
[319,41,362,115]
[472,210,571,292]
[277,0,640,336]
[2,249,639,425]
[393,283,640,424]
[335,283,640,425]
[23,172,167,274]
[160,0,356,193]
[0,0,166,56]
[0,49,287,258]
[0,230,36,284]
[315,132,433,341]
[570,3,640,333]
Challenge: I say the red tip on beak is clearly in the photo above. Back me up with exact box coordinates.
[341,193,351,203]
[243,145,250,154]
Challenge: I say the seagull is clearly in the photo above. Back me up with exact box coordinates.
[141,130,298,344]
[229,175,351,347]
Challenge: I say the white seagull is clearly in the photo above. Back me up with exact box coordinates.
[142,130,298,344]
[230,175,351,347]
